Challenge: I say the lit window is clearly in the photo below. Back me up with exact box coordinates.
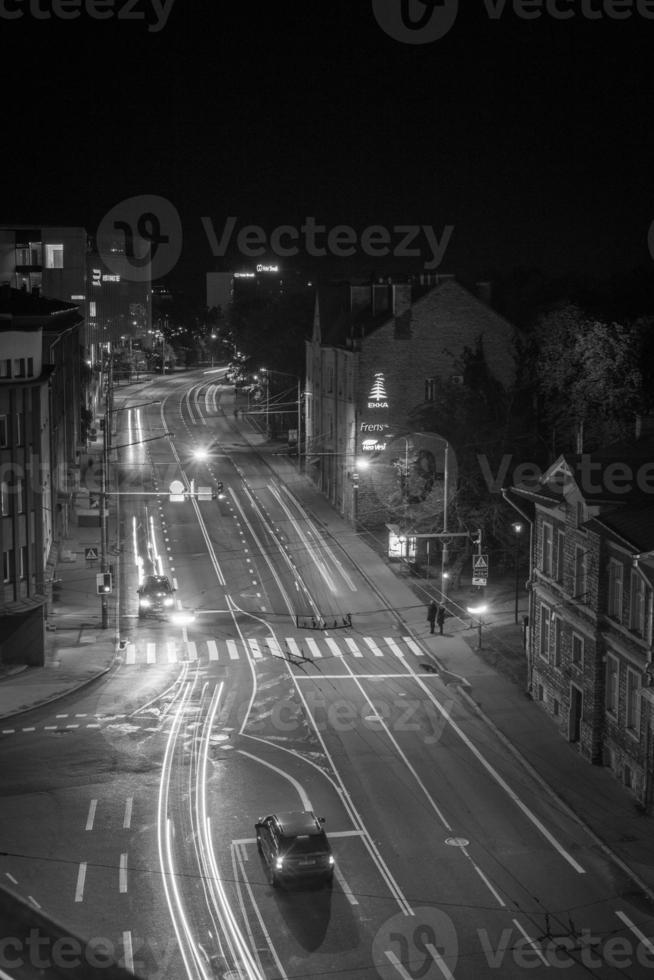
[90,301,97,317]
[0,481,9,515]
[626,669,640,734]
[607,560,623,621]
[2,549,13,583]
[606,655,618,715]
[45,244,64,269]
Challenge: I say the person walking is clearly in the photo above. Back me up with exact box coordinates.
[436,604,446,635]
[427,600,438,634]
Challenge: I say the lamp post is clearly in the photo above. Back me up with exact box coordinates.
[512,521,523,625]
[467,603,487,649]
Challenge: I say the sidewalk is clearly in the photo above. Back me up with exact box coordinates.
[2,380,653,902]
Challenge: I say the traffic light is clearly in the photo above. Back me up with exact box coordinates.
[472,529,482,547]
[216,481,225,498]
[96,572,112,594]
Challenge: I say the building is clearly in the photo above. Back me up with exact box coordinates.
[506,441,654,809]
[207,263,312,311]
[305,275,519,527]
[0,287,83,665]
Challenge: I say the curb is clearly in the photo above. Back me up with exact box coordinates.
[0,659,117,723]
[457,684,654,905]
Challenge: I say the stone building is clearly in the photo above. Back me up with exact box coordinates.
[305,274,519,527]
[506,442,654,809]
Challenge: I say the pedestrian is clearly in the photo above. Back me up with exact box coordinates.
[437,604,446,635]
[427,600,437,634]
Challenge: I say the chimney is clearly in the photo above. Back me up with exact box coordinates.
[349,284,371,315]
[392,283,412,318]
[372,283,389,316]
[476,281,492,305]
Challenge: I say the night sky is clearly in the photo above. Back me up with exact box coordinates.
[3,2,654,300]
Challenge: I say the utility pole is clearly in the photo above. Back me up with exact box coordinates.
[441,441,449,595]
[100,346,112,629]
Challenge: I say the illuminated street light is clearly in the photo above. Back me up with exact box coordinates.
[512,521,524,624]
[467,603,488,649]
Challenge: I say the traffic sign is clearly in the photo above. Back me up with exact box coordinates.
[472,553,489,586]
[84,547,99,561]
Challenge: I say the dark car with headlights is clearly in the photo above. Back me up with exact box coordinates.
[255,810,334,888]
[136,575,175,618]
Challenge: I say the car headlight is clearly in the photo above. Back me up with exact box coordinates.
[275,857,284,871]
[164,597,174,606]
[328,855,335,866]
[139,598,151,607]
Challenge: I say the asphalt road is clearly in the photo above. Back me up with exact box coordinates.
[1,369,653,980]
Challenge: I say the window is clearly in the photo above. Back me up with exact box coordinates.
[19,545,27,580]
[2,549,13,583]
[542,522,553,576]
[27,357,34,377]
[425,377,436,402]
[90,301,97,317]
[607,561,623,621]
[326,365,334,394]
[13,358,25,378]
[553,616,562,667]
[16,478,24,514]
[539,604,551,660]
[0,359,10,378]
[45,243,64,269]
[606,655,618,715]
[630,570,646,635]
[0,481,8,516]
[571,632,584,667]
[573,545,587,600]
[15,413,23,446]
[556,530,565,582]
[576,500,586,527]
[0,416,7,447]
[626,669,640,734]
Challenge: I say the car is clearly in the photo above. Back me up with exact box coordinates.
[136,575,175,618]
[255,810,334,888]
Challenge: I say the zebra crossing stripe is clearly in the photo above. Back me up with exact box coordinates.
[345,638,363,657]
[363,637,384,657]
[265,637,283,658]
[384,637,405,658]
[226,639,240,660]
[146,643,156,664]
[305,637,323,658]
[402,637,424,657]
[187,641,198,661]
[167,642,177,664]
[125,644,136,665]
[325,637,344,658]
[207,640,219,661]
[285,638,303,659]
[248,639,263,659]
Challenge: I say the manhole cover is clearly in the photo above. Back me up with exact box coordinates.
[444,837,469,847]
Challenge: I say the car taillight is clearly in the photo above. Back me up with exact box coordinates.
[275,857,284,870]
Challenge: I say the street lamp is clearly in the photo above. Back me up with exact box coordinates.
[467,603,488,649]
[512,521,523,624]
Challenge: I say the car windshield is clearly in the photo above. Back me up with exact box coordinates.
[281,834,327,855]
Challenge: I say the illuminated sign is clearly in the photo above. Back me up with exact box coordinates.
[360,423,388,433]
[234,272,255,278]
[92,268,102,287]
[102,274,121,282]
[362,439,387,452]
[368,373,389,408]
[256,263,279,273]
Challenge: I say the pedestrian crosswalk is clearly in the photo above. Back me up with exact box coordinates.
[120,635,426,666]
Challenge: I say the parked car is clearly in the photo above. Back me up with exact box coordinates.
[255,810,334,888]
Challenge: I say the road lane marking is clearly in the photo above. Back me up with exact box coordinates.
[123,797,133,830]
[326,637,346,658]
[85,800,97,831]
[334,865,358,905]
[186,641,198,661]
[146,642,156,664]
[227,639,239,660]
[125,643,136,665]
[122,931,133,974]
[207,640,219,661]
[345,638,363,657]
[615,910,654,955]
[74,862,87,902]
[403,636,424,656]
[285,637,303,659]
[265,637,283,658]
[363,637,384,657]
[119,853,128,892]
[306,637,323,658]
[248,639,263,659]
[384,637,405,658]
[167,642,176,664]
[512,919,548,966]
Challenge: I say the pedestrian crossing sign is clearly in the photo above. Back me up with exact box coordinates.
[472,554,489,586]
[84,547,99,561]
